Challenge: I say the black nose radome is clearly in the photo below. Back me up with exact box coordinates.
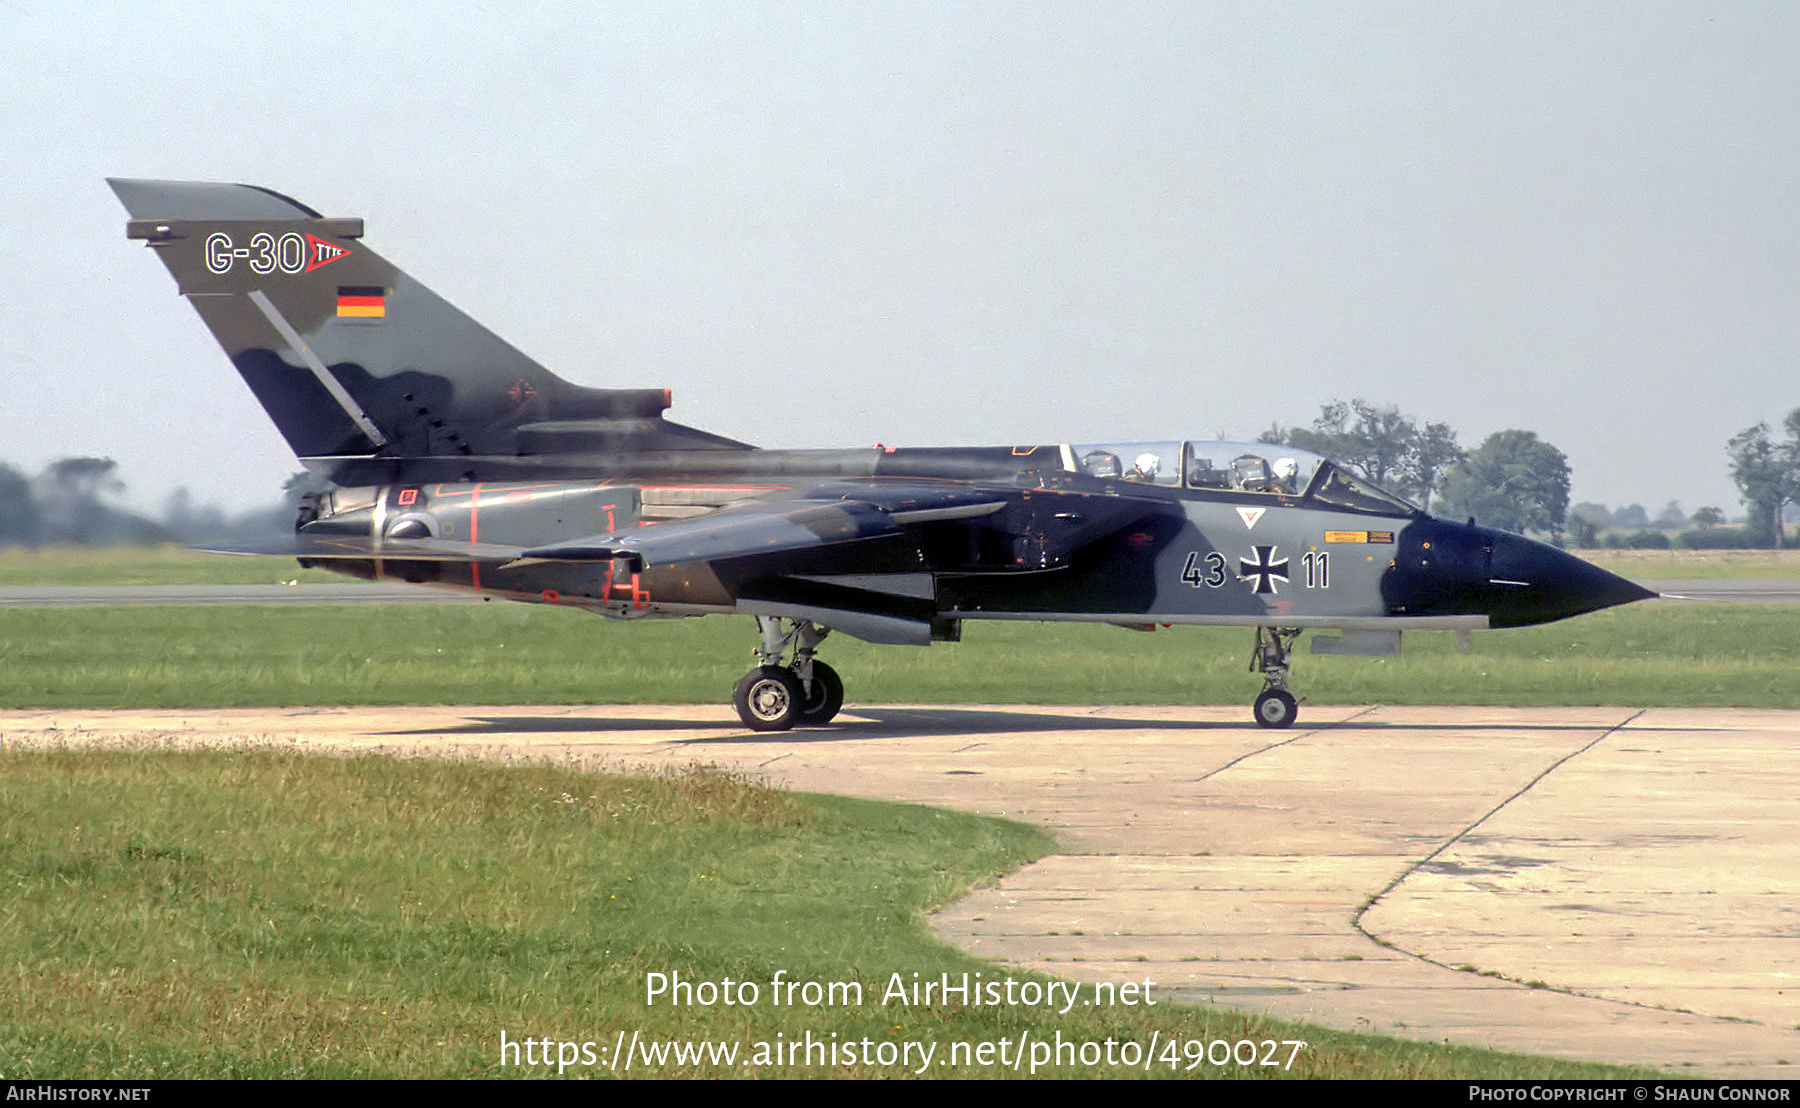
[1481,532,1657,627]
[1383,520,1657,627]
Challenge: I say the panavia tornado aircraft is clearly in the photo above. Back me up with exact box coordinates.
[110,178,1655,730]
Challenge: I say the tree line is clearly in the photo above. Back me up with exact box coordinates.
[1260,399,1575,537]
[1263,398,1797,548]
[1727,408,1800,549]
[0,457,323,547]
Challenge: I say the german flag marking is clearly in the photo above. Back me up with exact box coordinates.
[337,286,385,318]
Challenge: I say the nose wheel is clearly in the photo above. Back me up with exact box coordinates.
[733,617,845,731]
[1250,626,1303,729]
[1253,687,1298,728]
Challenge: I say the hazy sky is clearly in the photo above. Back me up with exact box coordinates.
[4,1,1797,518]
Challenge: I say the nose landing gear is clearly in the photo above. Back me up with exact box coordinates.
[1250,626,1302,729]
[732,616,845,731]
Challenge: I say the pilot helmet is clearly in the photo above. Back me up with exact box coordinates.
[1133,452,1160,477]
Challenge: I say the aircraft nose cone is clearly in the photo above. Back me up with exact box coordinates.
[1485,533,1657,628]
[1382,520,1657,626]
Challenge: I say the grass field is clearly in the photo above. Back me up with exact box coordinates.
[0,747,1648,1079]
[0,544,342,586]
[2,599,1796,710]
[1578,547,1800,579]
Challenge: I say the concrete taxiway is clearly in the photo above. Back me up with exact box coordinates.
[3,702,1795,1077]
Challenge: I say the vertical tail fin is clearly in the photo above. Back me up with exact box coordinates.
[110,178,746,484]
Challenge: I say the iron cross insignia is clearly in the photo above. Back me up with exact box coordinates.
[1239,545,1290,595]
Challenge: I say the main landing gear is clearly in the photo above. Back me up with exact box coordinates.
[733,617,845,732]
[1250,626,1302,729]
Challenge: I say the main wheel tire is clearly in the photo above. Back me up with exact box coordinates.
[734,666,804,731]
[1253,688,1298,729]
[797,661,845,726]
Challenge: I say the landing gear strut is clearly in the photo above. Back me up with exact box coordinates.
[1250,626,1302,729]
[732,617,844,731]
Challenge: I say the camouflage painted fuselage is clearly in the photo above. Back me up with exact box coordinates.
[293,442,1645,647]
[109,177,1653,726]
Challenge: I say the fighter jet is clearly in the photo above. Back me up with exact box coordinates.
[109,178,1656,730]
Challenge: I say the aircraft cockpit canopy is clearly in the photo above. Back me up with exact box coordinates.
[1067,440,1422,516]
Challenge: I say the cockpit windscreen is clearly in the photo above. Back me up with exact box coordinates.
[1068,440,1423,516]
